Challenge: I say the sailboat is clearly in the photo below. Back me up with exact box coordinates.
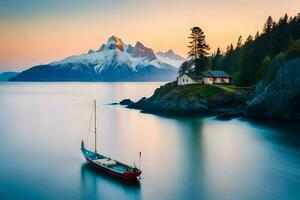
[81,100,142,180]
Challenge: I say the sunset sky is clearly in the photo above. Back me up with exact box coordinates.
[0,0,299,71]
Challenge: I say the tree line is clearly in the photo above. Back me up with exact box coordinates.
[180,13,300,86]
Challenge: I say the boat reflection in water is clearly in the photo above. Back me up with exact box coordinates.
[80,163,141,200]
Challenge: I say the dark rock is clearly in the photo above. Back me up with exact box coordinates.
[246,57,300,120]
[119,99,134,106]
[208,92,234,108]
[215,108,244,120]
[125,82,250,116]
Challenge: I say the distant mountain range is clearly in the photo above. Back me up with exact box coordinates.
[10,36,185,82]
[156,49,185,67]
[0,72,19,81]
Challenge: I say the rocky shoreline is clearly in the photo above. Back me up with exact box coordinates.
[113,57,300,121]
[119,98,246,119]
[116,82,251,119]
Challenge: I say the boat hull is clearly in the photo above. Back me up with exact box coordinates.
[81,148,141,180]
[85,157,140,180]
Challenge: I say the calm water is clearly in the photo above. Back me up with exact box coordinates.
[0,82,300,200]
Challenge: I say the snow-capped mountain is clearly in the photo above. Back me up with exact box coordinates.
[11,36,182,82]
[156,49,185,68]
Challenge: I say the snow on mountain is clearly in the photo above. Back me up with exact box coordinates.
[128,41,156,60]
[156,55,184,68]
[157,49,185,60]
[11,36,179,82]
[52,36,172,72]
[156,49,185,68]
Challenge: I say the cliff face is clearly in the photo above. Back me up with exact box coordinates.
[246,57,300,120]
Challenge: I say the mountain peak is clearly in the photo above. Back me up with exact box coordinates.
[166,49,174,54]
[157,49,185,61]
[107,35,115,42]
[88,49,95,54]
[11,35,180,81]
[129,41,156,60]
[100,35,124,51]
[135,41,145,48]
[107,35,119,42]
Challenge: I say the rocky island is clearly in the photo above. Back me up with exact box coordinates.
[119,82,251,118]
[119,55,300,121]
[118,18,300,121]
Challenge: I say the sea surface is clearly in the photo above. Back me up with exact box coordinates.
[0,82,300,200]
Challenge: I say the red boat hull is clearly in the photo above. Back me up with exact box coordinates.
[85,157,141,180]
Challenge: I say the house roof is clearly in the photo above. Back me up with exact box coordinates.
[185,72,200,79]
[200,71,213,78]
[207,70,231,78]
[181,70,231,79]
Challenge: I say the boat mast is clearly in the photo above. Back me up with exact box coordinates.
[94,100,97,154]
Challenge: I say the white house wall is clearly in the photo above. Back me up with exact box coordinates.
[214,77,230,84]
[222,78,230,84]
[203,77,213,84]
[177,75,230,85]
[177,74,196,85]
[214,78,221,84]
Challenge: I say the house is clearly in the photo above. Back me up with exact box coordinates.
[177,70,231,85]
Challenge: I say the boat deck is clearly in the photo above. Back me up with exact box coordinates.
[81,147,133,173]
[110,165,129,172]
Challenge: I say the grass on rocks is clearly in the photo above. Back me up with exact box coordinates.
[152,82,238,101]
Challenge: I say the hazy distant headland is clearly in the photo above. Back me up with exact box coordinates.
[0,72,19,81]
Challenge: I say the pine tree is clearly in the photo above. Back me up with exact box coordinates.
[213,13,300,86]
[263,16,275,33]
[236,36,243,48]
[237,44,258,86]
[255,31,260,39]
[222,44,234,73]
[187,27,210,73]
[226,45,230,53]
[245,35,253,44]
[216,47,221,56]
[283,14,289,23]
[272,21,277,30]
[211,47,222,70]
[275,13,292,52]
[255,56,271,81]
[188,27,210,59]
[179,60,194,76]
[229,44,234,52]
